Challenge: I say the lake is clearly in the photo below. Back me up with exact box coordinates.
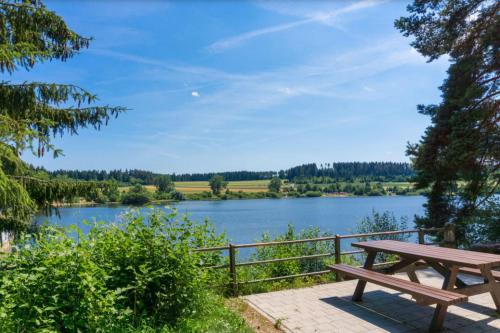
[37,196,426,245]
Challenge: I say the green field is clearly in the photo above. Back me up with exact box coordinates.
[119,180,415,195]
[120,180,271,194]
[174,180,270,193]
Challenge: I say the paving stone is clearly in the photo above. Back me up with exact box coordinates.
[243,268,500,333]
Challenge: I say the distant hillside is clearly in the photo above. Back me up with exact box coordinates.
[39,162,413,184]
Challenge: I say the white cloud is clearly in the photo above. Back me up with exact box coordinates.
[206,0,384,53]
[191,91,200,97]
[206,18,312,53]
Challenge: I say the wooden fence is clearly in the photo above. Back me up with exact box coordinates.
[196,225,455,295]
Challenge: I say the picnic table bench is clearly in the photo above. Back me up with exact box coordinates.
[329,240,500,332]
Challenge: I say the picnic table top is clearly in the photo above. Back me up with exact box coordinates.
[352,240,500,269]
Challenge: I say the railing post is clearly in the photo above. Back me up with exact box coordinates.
[334,234,342,282]
[443,223,456,248]
[418,229,425,245]
[229,244,238,296]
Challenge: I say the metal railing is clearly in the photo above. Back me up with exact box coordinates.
[195,226,451,295]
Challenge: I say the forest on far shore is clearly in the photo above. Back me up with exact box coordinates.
[39,161,414,184]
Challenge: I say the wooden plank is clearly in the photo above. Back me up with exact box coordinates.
[388,240,500,261]
[329,264,467,305]
[454,283,494,296]
[352,240,500,268]
[460,267,500,280]
[384,240,500,262]
[355,240,500,263]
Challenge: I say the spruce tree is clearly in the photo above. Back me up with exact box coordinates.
[0,1,125,233]
[396,0,499,243]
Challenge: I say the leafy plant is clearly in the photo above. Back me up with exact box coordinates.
[121,185,152,205]
[238,225,359,294]
[0,209,244,332]
[356,210,410,262]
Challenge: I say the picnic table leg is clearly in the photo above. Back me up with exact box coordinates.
[480,267,500,313]
[430,305,448,333]
[429,265,458,332]
[425,260,467,288]
[352,251,376,302]
[407,264,420,284]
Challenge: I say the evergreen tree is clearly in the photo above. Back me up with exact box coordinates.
[396,0,499,242]
[0,1,125,233]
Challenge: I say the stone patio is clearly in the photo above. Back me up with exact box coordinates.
[243,269,500,333]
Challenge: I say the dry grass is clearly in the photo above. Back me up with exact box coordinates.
[120,180,270,194]
[175,180,270,193]
[225,298,284,333]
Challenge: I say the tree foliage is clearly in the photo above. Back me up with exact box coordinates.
[155,174,174,193]
[268,177,281,193]
[279,162,414,181]
[121,184,151,206]
[208,175,227,196]
[41,162,414,184]
[396,0,499,243]
[0,0,125,232]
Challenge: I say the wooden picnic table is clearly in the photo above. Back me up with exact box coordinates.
[351,240,500,331]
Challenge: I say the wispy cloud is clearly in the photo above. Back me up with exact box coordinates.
[90,49,248,82]
[206,18,312,53]
[205,0,383,53]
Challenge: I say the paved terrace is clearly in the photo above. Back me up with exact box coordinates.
[244,269,500,333]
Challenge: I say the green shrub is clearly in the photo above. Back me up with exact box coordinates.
[0,228,117,332]
[356,210,410,262]
[303,191,322,197]
[238,225,359,294]
[121,184,152,205]
[169,190,185,201]
[0,209,243,332]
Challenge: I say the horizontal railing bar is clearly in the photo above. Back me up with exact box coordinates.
[240,270,331,284]
[235,236,337,248]
[204,263,229,269]
[370,260,401,269]
[338,229,420,239]
[341,250,365,255]
[193,228,445,252]
[236,253,333,267]
[194,246,230,252]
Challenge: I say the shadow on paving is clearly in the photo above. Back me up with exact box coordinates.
[320,290,499,332]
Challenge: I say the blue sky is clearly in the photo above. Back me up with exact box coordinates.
[19,0,449,173]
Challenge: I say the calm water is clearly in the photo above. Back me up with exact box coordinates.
[37,196,425,245]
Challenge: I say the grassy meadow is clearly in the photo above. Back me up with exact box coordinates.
[119,180,416,195]
[120,180,271,194]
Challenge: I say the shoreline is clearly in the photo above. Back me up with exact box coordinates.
[54,193,423,208]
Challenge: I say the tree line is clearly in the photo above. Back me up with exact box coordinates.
[39,162,414,184]
[279,162,414,181]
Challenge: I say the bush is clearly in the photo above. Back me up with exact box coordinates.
[303,191,322,197]
[265,192,282,199]
[121,184,152,205]
[356,210,410,262]
[238,225,359,294]
[169,190,185,201]
[0,209,246,332]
